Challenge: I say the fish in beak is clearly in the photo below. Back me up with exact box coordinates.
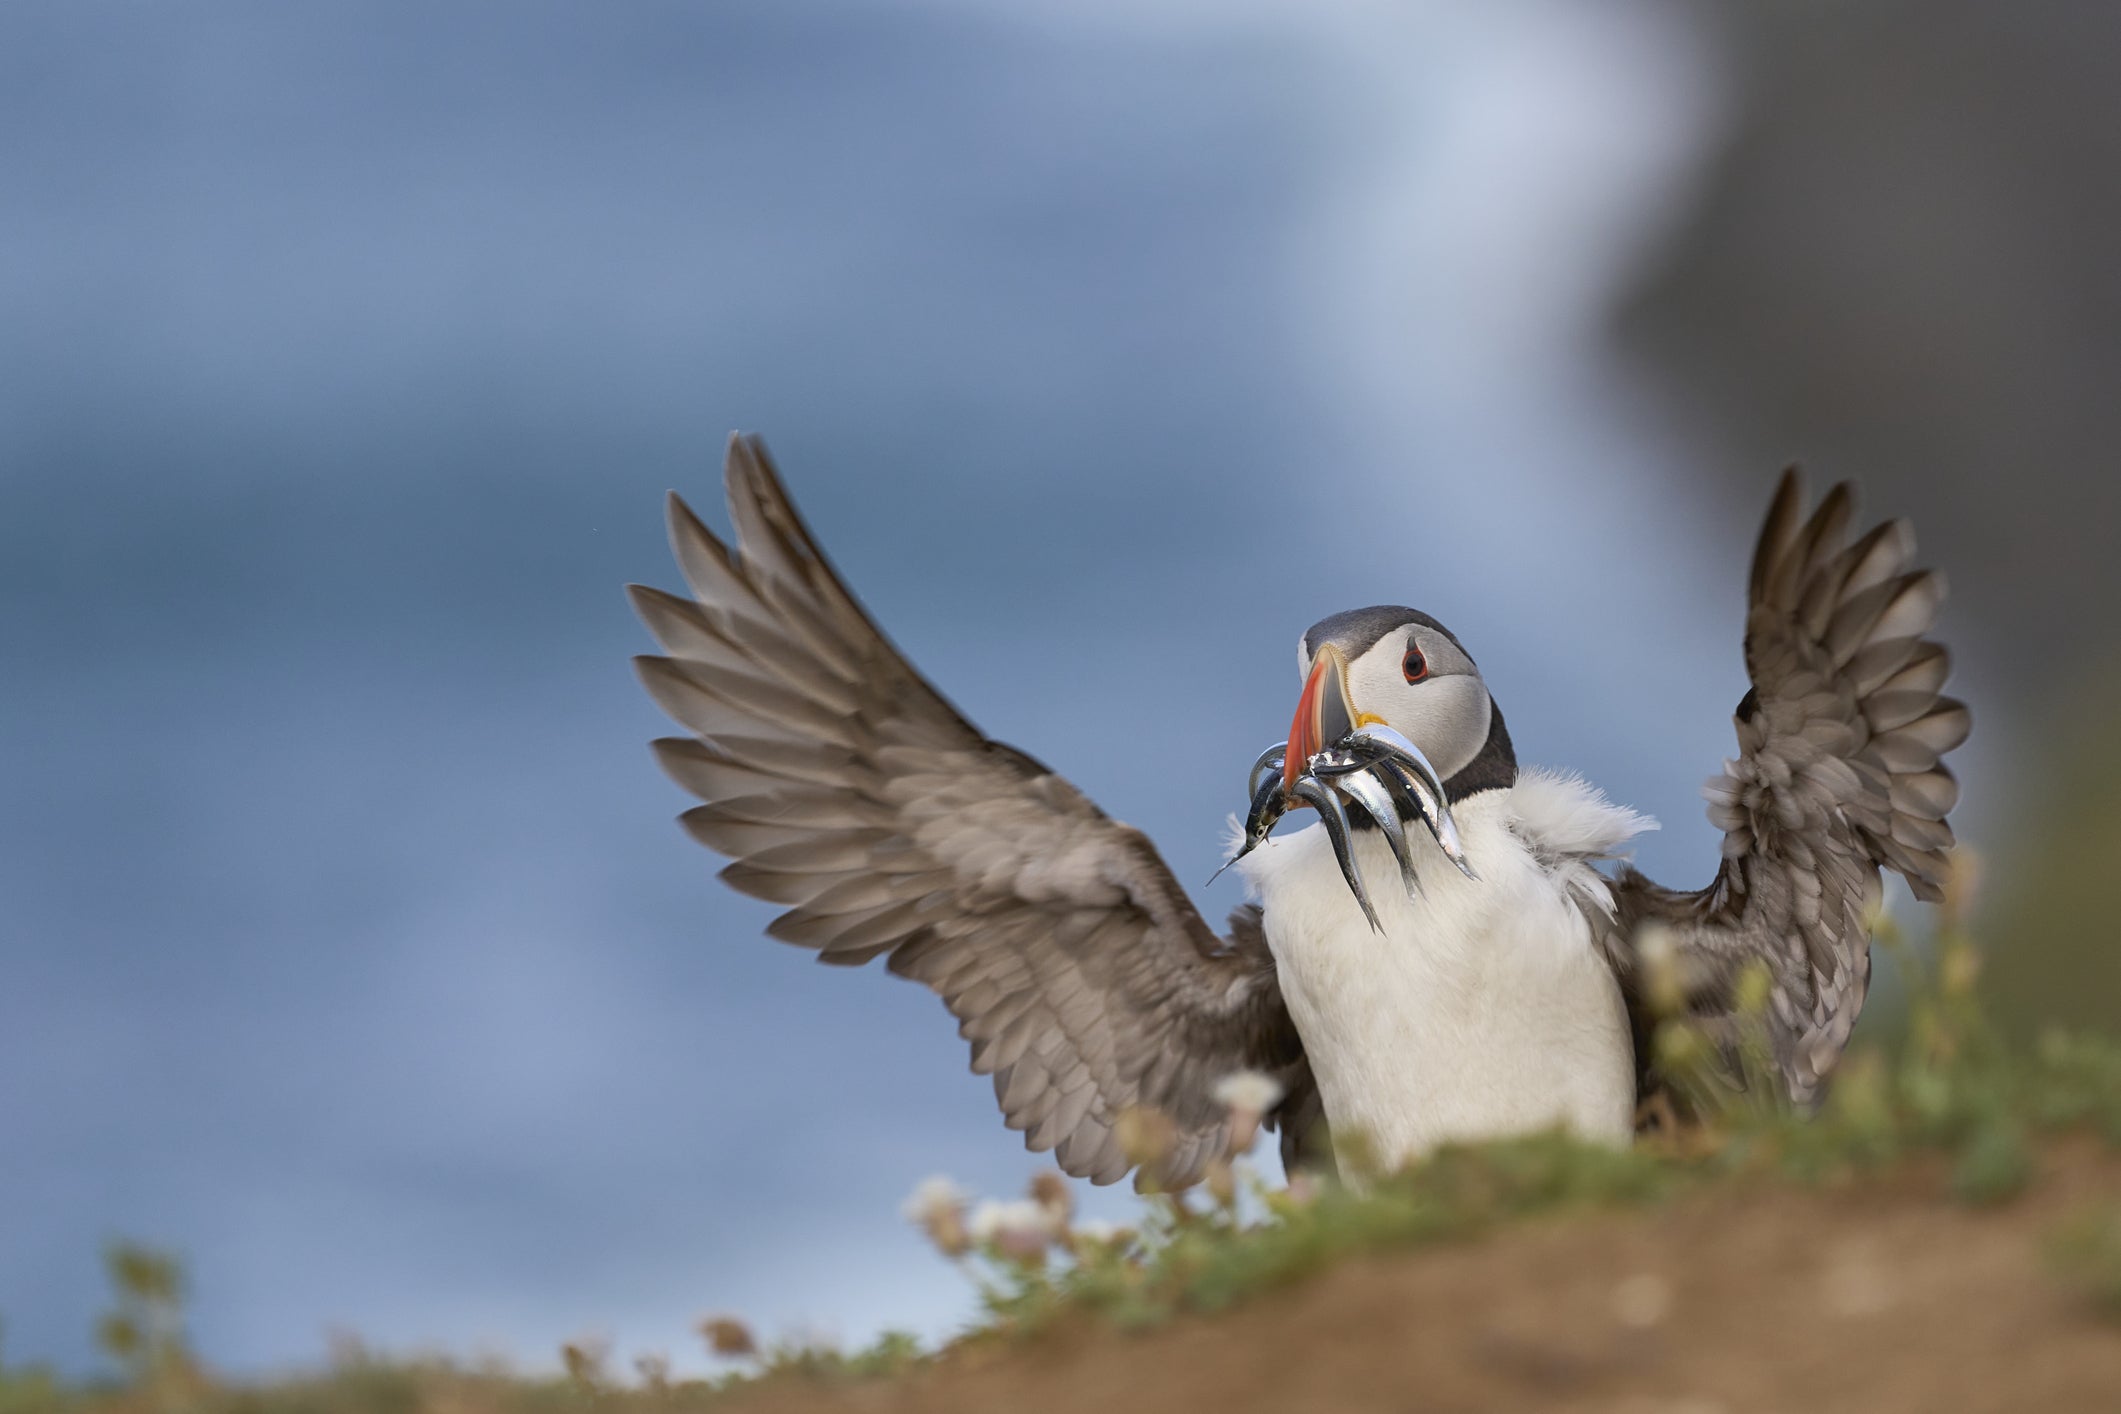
[1211,645,1478,928]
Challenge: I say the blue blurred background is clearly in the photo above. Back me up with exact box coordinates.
[5,0,2115,1380]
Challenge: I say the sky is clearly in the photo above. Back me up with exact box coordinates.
[0,0,1979,1380]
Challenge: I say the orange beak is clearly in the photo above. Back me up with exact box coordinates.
[1284,644,1358,788]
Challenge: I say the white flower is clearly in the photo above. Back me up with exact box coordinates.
[1071,1219,1127,1247]
[969,1199,1057,1260]
[900,1175,966,1225]
[901,1176,973,1258]
[1212,1070,1285,1115]
[966,1198,1036,1241]
[967,1199,1006,1244]
[1214,1070,1286,1156]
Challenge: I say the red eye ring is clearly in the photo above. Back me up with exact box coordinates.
[1402,646,1428,683]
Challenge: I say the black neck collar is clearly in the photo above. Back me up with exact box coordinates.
[1443,695,1516,799]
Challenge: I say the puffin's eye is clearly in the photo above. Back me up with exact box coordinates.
[1402,646,1428,683]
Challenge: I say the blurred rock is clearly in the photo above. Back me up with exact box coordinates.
[1617,1,2121,687]
[1982,674,2121,1037]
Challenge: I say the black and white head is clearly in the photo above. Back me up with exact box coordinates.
[1290,606,1516,799]
[1220,605,1517,921]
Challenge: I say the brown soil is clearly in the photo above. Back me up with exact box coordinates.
[723,1143,2121,1414]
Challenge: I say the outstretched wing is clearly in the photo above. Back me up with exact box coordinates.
[1608,470,1969,1107]
[632,434,1311,1186]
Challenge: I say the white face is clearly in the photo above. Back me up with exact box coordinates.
[1298,623,1493,781]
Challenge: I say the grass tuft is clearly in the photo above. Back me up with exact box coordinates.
[11,910,2121,1406]
[943,904,2121,1337]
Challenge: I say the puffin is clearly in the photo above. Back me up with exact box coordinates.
[631,435,1968,1184]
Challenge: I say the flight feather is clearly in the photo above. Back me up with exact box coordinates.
[634,434,1312,1186]
[1603,470,1969,1106]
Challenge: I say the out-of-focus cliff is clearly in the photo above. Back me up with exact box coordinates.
[1618,2,2121,690]
[1617,3,2121,1032]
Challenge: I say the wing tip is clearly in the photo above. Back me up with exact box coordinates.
[665,488,724,553]
[724,430,780,491]
[1815,478,1857,523]
[1770,464,1804,515]
[624,581,667,618]
[1750,466,1807,600]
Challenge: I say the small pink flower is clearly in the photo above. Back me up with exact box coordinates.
[970,1199,1057,1262]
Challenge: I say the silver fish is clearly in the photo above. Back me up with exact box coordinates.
[1334,765,1423,899]
[1212,723,1477,912]
[1246,743,1289,798]
[1348,723,1448,801]
[1348,724,1477,880]
[1288,774,1382,932]
[1207,766,1289,885]
[1304,747,1374,778]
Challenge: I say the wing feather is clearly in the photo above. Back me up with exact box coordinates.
[636,434,1314,1186]
[1609,470,1968,1107]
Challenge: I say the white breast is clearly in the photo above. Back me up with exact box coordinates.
[1239,774,1649,1169]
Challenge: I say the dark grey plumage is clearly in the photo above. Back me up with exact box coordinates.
[1602,470,1969,1108]
[1302,606,1472,664]
[632,434,1314,1186]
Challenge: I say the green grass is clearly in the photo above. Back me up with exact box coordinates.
[12,909,2121,1411]
[952,912,2121,1340]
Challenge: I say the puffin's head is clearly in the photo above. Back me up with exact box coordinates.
[1289,606,1516,799]
[1215,608,1511,922]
